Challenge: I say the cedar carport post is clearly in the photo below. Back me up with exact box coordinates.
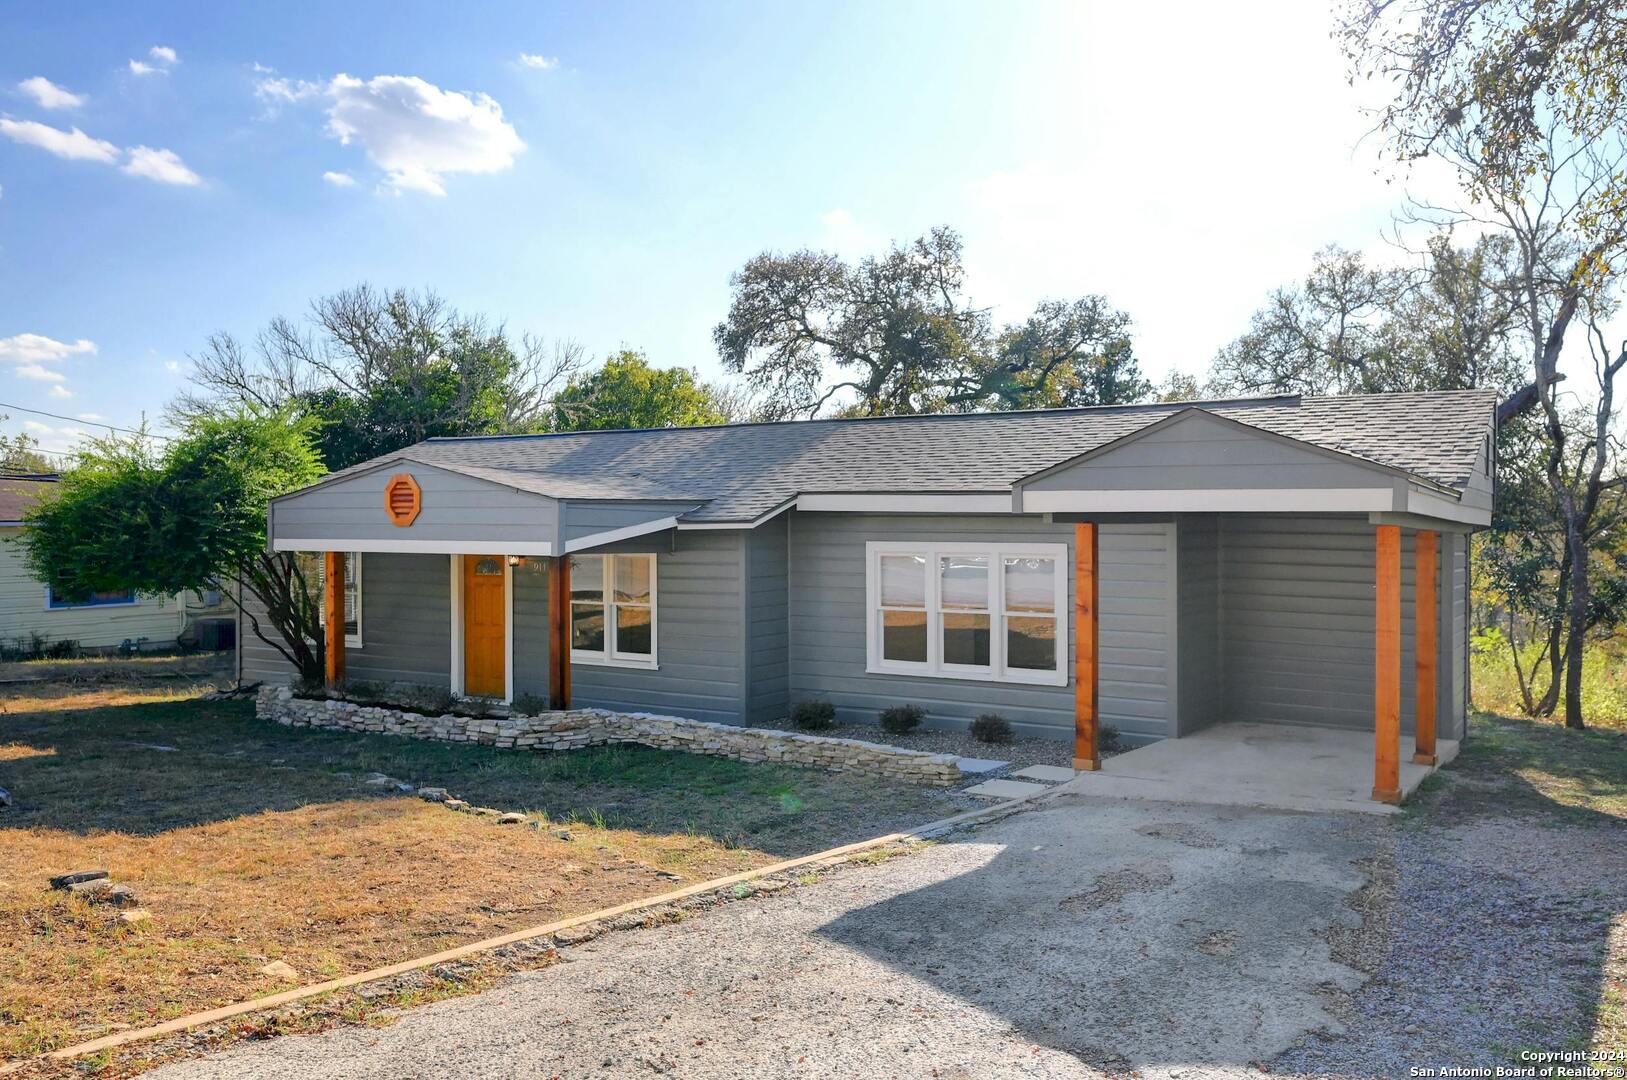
[1073,522,1100,772]
[549,555,571,709]
[323,551,346,689]
[1373,525,1442,803]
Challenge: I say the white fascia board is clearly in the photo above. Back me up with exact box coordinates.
[273,537,554,556]
[1021,488,1397,514]
[562,516,680,553]
[794,493,1015,513]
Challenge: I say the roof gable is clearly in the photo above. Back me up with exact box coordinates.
[1016,408,1426,494]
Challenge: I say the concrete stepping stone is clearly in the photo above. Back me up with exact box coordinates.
[954,757,1010,775]
[964,779,1050,800]
[1012,765,1078,783]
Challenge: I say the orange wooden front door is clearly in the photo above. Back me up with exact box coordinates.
[463,555,506,698]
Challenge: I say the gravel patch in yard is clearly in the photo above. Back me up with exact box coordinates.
[1273,760,1627,1075]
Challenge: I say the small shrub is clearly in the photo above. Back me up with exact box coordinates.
[878,704,926,734]
[790,699,836,731]
[294,671,326,698]
[341,679,389,705]
[512,692,550,716]
[398,683,457,715]
[43,638,80,660]
[970,712,1014,745]
[1099,724,1123,753]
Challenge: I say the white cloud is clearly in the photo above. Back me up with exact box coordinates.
[251,61,275,74]
[163,359,181,373]
[0,119,118,162]
[48,384,72,399]
[18,76,85,110]
[254,76,321,105]
[518,53,558,70]
[0,334,97,363]
[16,363,67,383]
[122,145,202,186]
[76,412,104,421]
[24,420,92,442]
[257,72,524,195]
[322,169,356,187]
[0,120,199,185]
[131,46,178,76]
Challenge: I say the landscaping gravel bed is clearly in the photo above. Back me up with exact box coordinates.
[819,722,1078,777]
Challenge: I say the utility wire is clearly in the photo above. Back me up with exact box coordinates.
[0,399,173,441]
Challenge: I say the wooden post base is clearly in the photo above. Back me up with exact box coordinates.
[1073,757,1100,772]
[1411,753,1438,767]
[1370,786,1402,805]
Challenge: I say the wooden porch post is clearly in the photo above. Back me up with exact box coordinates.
[548,555,571,709]
[1074,522,1100,772]
[1373,525,1402,804]
[323,551,346,688]
[1413,530,1439,766]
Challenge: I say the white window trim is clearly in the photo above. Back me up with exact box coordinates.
[569,553,659,671]
[315,552,363,648]
[865,540,1068,687]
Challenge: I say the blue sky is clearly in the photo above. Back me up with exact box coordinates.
[0,1,1425,454]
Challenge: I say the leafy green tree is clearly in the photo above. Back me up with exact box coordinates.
[1208,238,1528,398]
[1343,0,1627,727]
[0,418,54,473]
[22,412,330,682]
[174,285,584,470]
[551,351,729,431]
[714,226,1150,417]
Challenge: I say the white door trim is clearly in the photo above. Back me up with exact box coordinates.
[448,553,514,704]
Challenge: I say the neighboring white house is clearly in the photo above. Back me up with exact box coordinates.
[0,474,228,654]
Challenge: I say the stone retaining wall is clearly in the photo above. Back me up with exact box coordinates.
[256,686,962,786]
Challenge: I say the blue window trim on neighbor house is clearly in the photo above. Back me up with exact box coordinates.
[45,587,138,610]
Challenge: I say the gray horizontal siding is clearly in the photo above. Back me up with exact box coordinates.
[1220,516,1419,733]
[513,532,747,724]
[1025,411,1390,492]
[745,514,790,725]
[273,463,556,546]
[239,552,451,686]
[560,500,692,545]
[1174,514,1220,735]
[786,511,1173,742]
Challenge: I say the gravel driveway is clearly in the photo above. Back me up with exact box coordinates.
[140,742,1626,1080]
[150,795,1384,1080]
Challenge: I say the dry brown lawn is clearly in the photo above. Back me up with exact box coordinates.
[0,682,958,1063]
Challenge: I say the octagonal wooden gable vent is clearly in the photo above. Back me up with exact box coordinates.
[384,473,422,526]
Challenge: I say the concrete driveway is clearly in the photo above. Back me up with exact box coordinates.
[151,794,1383,1080]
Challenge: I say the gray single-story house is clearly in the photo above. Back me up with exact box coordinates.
[241,389,1496,804]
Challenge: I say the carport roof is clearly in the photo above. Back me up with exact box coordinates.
[312,389,1497,524]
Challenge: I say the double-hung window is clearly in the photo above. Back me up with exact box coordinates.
[569,553,657,668]
[312,552,362,647]
[866,541,1067,685]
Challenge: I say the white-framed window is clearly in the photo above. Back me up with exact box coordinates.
[570,553,657,669]
[866,541,1067,686]
[314,552,362,647]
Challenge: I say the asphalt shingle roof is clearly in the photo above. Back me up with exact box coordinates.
[341,390,1496,524]
[0,475,54,525]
